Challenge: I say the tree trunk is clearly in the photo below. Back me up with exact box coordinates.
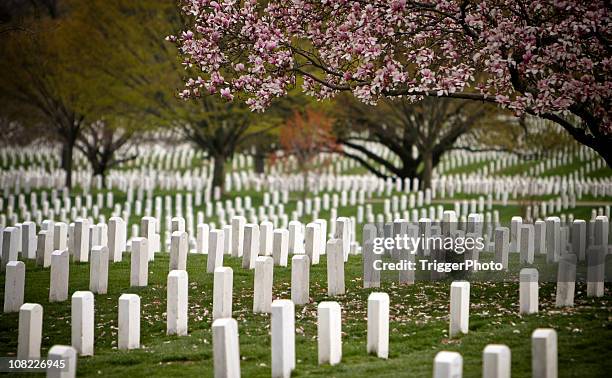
[591,140,612,168]
[301,165,308,202]
[62,141,74,189]
[421,151,433,190]
[212,154,226,193]
[92,164,107,189]
[254,154,265,174]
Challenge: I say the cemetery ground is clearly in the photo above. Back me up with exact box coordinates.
[0,253,610,377]
[0,145,611,377]
[1,183,611,377]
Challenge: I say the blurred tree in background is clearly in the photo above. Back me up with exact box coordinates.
[278,108,338,199]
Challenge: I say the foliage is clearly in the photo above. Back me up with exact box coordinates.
[279,108,338,167]
[172,0,612,164]
[277,108,338,197]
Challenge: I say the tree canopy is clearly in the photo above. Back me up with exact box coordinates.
[172,0,612,165]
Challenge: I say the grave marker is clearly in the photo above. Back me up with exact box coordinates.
[4,261,25,312]
[89,246,109,294]
[18,303,43,359]
[483,344,511,378]
[271,299,295,378]
[449,281,470,337]
[433,351,463,378]
[71,291,94,356]
[213,267,233,320]
[49,249,69,302]
[532,329,557,378]
[130,238,148,287]
[207,230,224,273]
[327,239,345,296]
[291,255,310,305]
[169,231,188,271]
[519,268,539,314]
[318,301,342,365]
[47,345,77,378]
[167,270,188,336]
[367,292,389,359]
[118,294,140,350]
[273,229,289,267]
[253,256,273,313]
[212,318,240,378]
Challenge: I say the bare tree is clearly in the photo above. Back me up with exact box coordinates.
[337,97,495,189]
[75,120,138,188]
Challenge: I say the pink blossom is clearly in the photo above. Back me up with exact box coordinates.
[170,0,611,135]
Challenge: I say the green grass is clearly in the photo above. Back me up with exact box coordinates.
[442,160,493,176]
[1,253,610,377]
[587,167,612,179]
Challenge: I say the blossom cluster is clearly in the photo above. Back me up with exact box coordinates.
[170,0,610,133]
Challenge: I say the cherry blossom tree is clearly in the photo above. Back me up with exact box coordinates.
[171,0,611,165]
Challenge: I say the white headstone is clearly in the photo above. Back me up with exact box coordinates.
[53,224,68,253]
[130,238,148,287]
[555,254,576,307]
[108,217,126,262]
[519,268,538,314]
[89,246,109,294]
[212,318,241,378]
[36,230,53,267]
[259,221,273,256]
[494,228,509,270]
[18,303,43,359]
[47,345,77,378]
[449,281,470,337]
[519,225,534,264]
[327,239,345,296]
[586,246,605,297]
[231,216,245,258]
[196,223,210,254]
[333,217,350,262]
[253,256,273,313]
[242,224,259,269]
[367,292,389,359]
[291,255,310,305]
[207,230,224,273]
[532,329,557,378]
[167,270,188,336]
[73,219,90,262]
[434,351,463,378]
[49,249,69,302]
[545,217,560,263]
[213,267,233,320]
[305,223,322,265]
[4,260,25,313]
[140,217,157,261]
[21,221,37,259]
[317,301,342,365]
[288,220,304,255]
[273,229,289,267]
[71,291,94,356]
[1,227,18,272]
[271,299,295,378]
[482,344,510,378]
[169,231,188,271]
[118,294,140,350]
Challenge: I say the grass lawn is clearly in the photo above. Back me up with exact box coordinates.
[1,252,610,377]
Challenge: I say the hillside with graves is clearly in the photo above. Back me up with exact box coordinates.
[0,136,610,377]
